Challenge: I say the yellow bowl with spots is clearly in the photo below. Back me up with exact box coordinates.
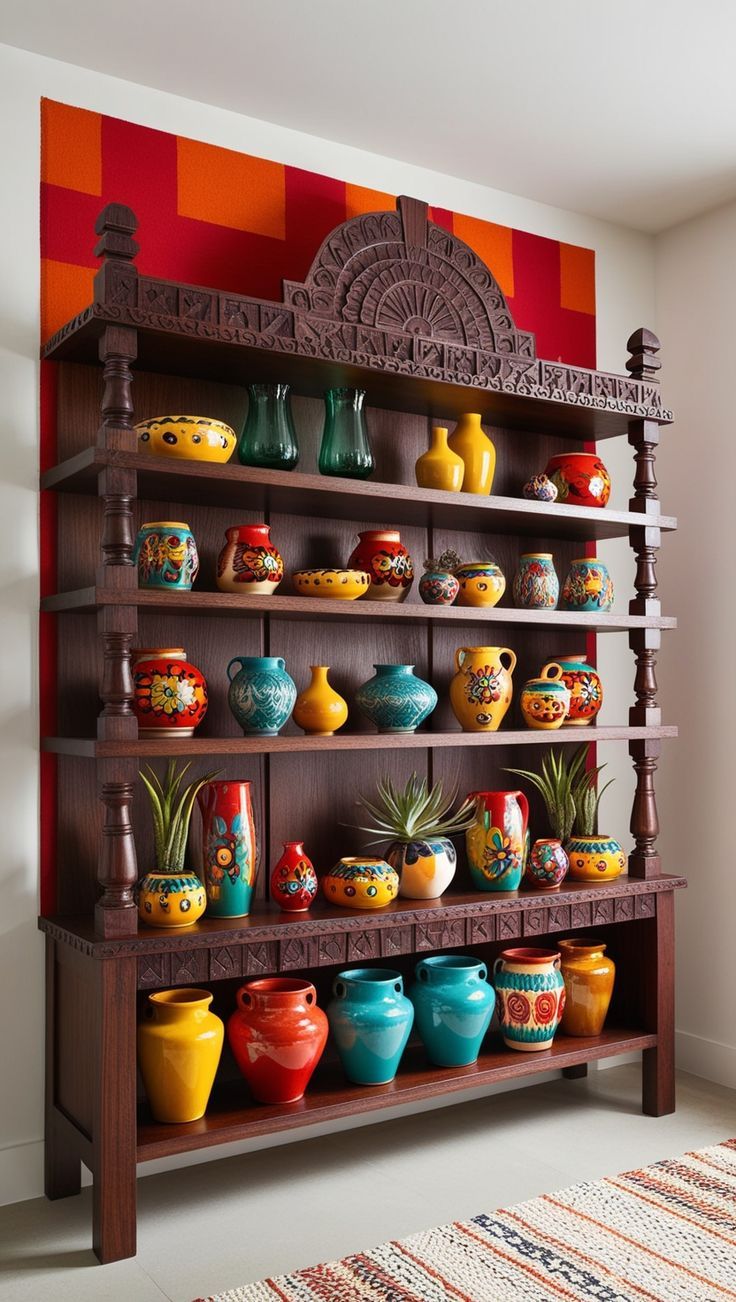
[322,858,399,909]
[135,415,237,463]
[292,569,371,600]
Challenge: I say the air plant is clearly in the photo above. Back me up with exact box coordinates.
[506,745,589,843]
[572,759,615,837]
[139,759,221,873]
[349,772,477,847]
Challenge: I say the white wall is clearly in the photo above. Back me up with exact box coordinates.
[656,201,736,1089]
[0,39,656,1205]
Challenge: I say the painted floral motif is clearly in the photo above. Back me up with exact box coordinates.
[548,457,611,507]
[135,659,208,727]
[506,992,531,1023]
[274,861,318,899]
[466,664,503,707]
[419,572,459,605]
[204,812,253,900]
[534,992,557,1025]
[481,830,521,880]
[523,474,558,502]
[231,544,284,584]
[369,548,414,588]
[561,560,614,612]
[513,555,559,609]
[527,839,569,889]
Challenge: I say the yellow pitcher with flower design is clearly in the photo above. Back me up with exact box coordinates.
[466,790,529,892]
[450,646,516,732]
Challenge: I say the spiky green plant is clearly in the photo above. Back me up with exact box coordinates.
[506,745,589,842]
[139,760,221,873]
[349,772,477,845]
[572,761,615,837]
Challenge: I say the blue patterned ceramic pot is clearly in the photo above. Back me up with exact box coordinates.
[409,955,495,1067]
[560,558,614,612]
[135,521,199,590]
[512,552,559,609]
[419,570,460,605]
[493,947,566,1052]
[355,664,437,734]
[227,655,296,736]
[327,968,414,1085]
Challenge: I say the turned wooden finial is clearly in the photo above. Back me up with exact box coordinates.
[626,328,661,382]
[94,203,139,262]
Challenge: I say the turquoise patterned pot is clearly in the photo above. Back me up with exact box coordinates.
[327,968,414,1085]
[493,947,566,1052]
[512,552,559,609]
[134,521,199,590]
[409,955,495,1067]
[561,558,614,612]
[227,655,296,736]
[355,664,437,734]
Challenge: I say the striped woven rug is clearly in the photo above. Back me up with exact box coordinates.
[198,1139,736,1301]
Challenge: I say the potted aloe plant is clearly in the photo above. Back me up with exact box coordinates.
[506,746,587,890]
[138,760,220,928]
[351,773,476,899]
[566,757,627,882]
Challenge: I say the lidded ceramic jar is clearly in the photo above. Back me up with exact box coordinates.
[493,947,566,1052]
[227,978,328,1104]
[347,530,414,602]
[132,647,208,737]
[449,646,516,732]
[327,968,414,1085]
[409,955,495,1067]
[227,655,296,736]
[557,938,616,1036]
[519,665,571,730]
[541,653,603,726]
[512,553,559,609]
[135,521,199,590]
[355,664,437,734]
[138,988,224,1123]
[216,523,284,595]
[269,841,319,913]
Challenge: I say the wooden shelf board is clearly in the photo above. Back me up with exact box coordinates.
[41,585,678,632]
[42,724,678,759]
[40,447,677,538]
[136,1027,657,1160]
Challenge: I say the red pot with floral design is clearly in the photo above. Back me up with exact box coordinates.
[216,523,284,595]
[133,647,208,736]
[545,453,611,508]
[347,529,414,602]
[541,653,603,726]
[227,977,328,1103]
[493,948,566,1051]
[270,841,319,913]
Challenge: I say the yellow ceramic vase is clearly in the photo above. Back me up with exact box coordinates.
[293,665,349,736]
[447,413,496,495]
[519,666,571,730]
[137,988,224,1123]
[558,939,616,1037]
[415,426,465,491]
[565,836,627,882]
[450,646,516,732]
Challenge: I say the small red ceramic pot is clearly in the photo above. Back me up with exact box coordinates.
[216,523,284,595]
[347,529,414,602]
[545,453,611,508]
[270,841,319,912]
[132,647,208,736]
[526,839,570,891]
[227,978,328,1104]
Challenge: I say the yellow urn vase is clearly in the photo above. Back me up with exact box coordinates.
[293,665,348,736]
[415,426,465,491]
[558,939,616,1037]
[447,413,496,495]
[137,988,224,1123]
[450,645,516,732]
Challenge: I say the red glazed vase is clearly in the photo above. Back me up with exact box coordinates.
[216,523,284,595]
[227,977,328,1103]
[270,841,319,913]
[133,647,208,737]
[347,529,414,602]
[544,453,611,508]
[197,780,258,919]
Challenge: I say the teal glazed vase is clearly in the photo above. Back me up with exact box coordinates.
[238,383,299,470]
[409,955,495,1067]
[318,388,375,479]
[327,969,414,1085]
[134,521,199,590]
[227,655,296,736]
[493,947,566,1052]
[561,557,614,612]
[355,664,437,734]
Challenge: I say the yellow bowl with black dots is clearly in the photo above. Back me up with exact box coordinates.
[292,568,371,600]
[135,415,237,463]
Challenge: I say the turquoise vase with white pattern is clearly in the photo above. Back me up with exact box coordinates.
[355,664,437,734]
[227,656,296,736]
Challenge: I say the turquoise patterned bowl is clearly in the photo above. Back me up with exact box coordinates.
[354,664,437,734]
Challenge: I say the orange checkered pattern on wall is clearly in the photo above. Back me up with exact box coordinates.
[40,99,596,365]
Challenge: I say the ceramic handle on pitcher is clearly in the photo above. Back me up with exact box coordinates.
[540,661,563,681]
[227,657,245,683]
[493,957,503,977]
[499,648,517,674]
[515,789,530,831]
[455,647,469,672]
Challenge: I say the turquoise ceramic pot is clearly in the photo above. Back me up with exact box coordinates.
[355,664,437,734]
[327,968,414,1085]
[560,558,614,612]
[409,955,495,1067]
[227,656,296,736]
[134,521,199,590]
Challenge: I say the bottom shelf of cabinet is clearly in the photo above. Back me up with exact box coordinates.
[137,1025,655,1161]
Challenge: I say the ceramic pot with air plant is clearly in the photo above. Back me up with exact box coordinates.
[138,761,220,927]
[566,754,627,882]
[351,773,476,900]
[419,548,463,606]
[506,747,592,893]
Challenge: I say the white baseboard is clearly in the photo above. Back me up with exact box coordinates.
[675,1029,736,1090]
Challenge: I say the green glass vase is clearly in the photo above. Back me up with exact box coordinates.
[238,384,299,470]
[318,388,374,479]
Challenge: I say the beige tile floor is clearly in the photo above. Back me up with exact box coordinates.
[0,1064,733,1302]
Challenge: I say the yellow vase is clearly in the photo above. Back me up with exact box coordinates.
[447,413,496,495]
[449,646,516,732]
[293,665,348,736]
[137,988,224,1123]
[558,939,616,1037]
[415,426,465,491]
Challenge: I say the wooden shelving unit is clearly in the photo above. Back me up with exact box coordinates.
[39,195,681,1264]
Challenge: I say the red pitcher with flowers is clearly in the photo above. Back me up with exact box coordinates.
[465,790,529,892]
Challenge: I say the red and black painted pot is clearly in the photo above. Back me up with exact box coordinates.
[544,452,611,508]
[132,647,208,737]
[227,978,328,1104]
[270,841,319,913]
[347,529,414,602]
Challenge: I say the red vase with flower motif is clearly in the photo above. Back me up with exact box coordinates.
[216,523,284,595]
[347,529,414,602]
[545,453,611,508]
[270,841,319,913]
[133,647,208,737]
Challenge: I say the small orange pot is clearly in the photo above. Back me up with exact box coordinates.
[558,938,616,1037]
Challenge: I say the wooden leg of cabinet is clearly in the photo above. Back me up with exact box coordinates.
[45,939,82,1200]
[562,1063,588,1080]
[92,957,138,1264]
[642,892,676,1116]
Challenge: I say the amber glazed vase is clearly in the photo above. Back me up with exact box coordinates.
[558,939,616,1037]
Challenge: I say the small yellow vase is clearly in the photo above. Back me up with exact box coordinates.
[558,939,616,1037]
[293,665,348,736]
[449,645,516,732]
[447,413,496,495]
[415,427,465,491]
[137,988,224,1123]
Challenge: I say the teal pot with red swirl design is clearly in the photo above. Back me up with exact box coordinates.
[409,955,495,1067]
[493,947,566,1051]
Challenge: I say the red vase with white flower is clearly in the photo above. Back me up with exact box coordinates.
[347,529,414,602]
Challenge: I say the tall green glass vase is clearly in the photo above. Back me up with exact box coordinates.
[318,388,374,479]
[238,384,299,470]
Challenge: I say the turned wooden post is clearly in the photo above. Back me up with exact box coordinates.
[95,761,139,937]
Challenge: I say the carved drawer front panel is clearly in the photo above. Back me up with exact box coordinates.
[547,905,571,934]
[318,934,347,967]
[279,937,318,971]
[138,954,171,989]
[346,931,381,963]
[468,916,496,945]
[244,942,278,976]
[523,909,549,937]
[415,917,466,952]
[171,949,208,985]
[635,893,656,919]
[571,902,593,929]
[381,926,414,958]
[592,898,615,927]
[497,910,522,942]
[614,896,635,923]
[209,947,243,982]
